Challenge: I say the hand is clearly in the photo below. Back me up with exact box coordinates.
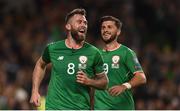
[108,85,127,96]
[30,92,41,107]
[76,70,91,85]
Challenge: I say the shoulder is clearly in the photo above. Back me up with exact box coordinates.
[120,44,135,53]
[46,40,65,49]
[84,42,100,52]
[119,45,137,59]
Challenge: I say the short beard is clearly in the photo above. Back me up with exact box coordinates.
[102,34,117,44]
[71,30,85,43]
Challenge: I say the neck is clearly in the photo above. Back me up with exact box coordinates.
[104,41,120,51]
[65,35,84,49]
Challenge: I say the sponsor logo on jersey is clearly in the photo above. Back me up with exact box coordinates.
[111,55,120,68]
[78,56,87,70]
[57,56,64,60]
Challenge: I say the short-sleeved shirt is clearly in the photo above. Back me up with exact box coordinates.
[42,40,104,110]
[94,45,143,110]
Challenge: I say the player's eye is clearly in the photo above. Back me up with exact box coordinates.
[101,26,106,30]
[108,25,112,29]
[77,20,81,24]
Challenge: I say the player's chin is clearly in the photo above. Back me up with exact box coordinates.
[102,38,110,43]
[78,35,86,41]
[78,32,86,37]
[103,36,111,40]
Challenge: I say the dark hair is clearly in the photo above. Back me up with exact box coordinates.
[65,8,86,23]
[99,16,122,30]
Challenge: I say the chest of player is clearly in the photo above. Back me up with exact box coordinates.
[103,53,125,68]
[101,51,128,74]
[102,51,131,85]
[49,49,95,75]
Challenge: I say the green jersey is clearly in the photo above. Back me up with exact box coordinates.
[42,40,104,110]
[94,45,143,110]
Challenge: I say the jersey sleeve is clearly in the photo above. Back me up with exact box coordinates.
[125,49,143,74]
[42,45,51,63]
[93,50,104,74]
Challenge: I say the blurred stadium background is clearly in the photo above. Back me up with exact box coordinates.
[0,0,179,109]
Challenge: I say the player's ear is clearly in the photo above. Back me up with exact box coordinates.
[65,24,71,30]
[117,30,121,36]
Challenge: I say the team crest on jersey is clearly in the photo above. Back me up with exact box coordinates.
[78,56,87,70]
[112,55,120,68]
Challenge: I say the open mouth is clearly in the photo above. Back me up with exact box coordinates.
[79,29,86,34]
[79,30,85,33]
[103,32,111,36]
